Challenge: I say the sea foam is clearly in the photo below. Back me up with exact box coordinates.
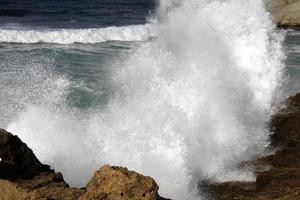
[3,0,285,199]
[0,24,154,44]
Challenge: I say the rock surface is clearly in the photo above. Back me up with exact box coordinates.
[80,165,164,200]
[0,129,167,200]
[0,128,51,180]
[0,129,84,200]
[0,172,84,200]
[210,92,300,200]
[4,91,300,200]
[268,0,300,29]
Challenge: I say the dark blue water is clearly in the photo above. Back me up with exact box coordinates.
[0,0,155,29]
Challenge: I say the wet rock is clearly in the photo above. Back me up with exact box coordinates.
[210,181,256,200]
[0,129,51,180]
[0,129,84,200]
[0,129,169,200]
[269,93,300,146]
[80,165,163,200]
[256,168,300,189]
[210,92,300,199]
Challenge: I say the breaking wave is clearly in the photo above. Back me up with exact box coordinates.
[2,0,286,199]
[0,24,155,44]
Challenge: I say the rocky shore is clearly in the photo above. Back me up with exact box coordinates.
[269,0,300,29]
[1,92,300,199]
[0,129,169,200]
[210,93,300,199]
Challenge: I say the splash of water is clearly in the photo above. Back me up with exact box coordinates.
[3,0,285,199]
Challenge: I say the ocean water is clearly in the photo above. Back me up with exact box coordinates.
[0,0,297,199]
[285,31,300,95]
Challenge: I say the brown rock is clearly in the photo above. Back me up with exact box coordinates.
[268,0,300,29]
[257,168,300,189]
[210,181,256,200]
[0,129,170,200]
[269,112,300,146]
[210,92,300,199]
[80,165,162,200]
[0,172,84,200]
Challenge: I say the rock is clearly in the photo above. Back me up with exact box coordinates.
[0,129,169,200]
[256,168,300,189]
[80,165,163,200]
[269,93,300,146]
[210,92,300,199]
[268,0,300,29]
[0,129,84,200]
[0,129,51,180]
[210,181,256,200]
[0,172,84,200]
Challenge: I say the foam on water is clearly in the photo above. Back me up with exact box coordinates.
[0,25,154,44]
[3,0,285,199]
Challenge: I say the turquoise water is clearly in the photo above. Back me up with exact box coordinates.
[0,41,140,127]
[1,31,299,119]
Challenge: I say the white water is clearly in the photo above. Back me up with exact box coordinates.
[2,0,285,199]
[0,24,154,44]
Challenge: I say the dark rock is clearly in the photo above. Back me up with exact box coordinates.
[210,181,256,200]
[0,129,170,200]
[0,129,51,180]
[210,92,300,199]
[257,168,300,189]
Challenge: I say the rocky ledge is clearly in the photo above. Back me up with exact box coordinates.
[268,0,300,29]
[210,93,300,199]
[0,129,169,200]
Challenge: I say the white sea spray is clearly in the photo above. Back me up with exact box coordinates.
[2,0,285,199]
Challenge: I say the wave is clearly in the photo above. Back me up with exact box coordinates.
[0,24,155,44]
[2,0,285,199]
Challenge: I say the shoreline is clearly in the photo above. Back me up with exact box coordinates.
[0,1,299,199]
[1,92,300,199]
[0,128,169,200]
[210,92,300,199]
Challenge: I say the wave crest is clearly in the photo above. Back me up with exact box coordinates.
[0,25,154,44]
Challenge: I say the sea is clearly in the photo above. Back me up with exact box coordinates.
[0,0,299,199]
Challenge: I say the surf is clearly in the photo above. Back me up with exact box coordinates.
[2,0,285,199]
[0,24,154,44]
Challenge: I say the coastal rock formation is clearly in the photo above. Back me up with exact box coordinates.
[268,0,300,29]
[0,172,84,200]
[0,129,167,200]
[3,90,300,200]
[210,92,300,199]
[80,165,163,200]
[0,129,84,200]
[0,128,51,180]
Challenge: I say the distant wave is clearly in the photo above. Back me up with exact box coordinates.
[0,25,155,44]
